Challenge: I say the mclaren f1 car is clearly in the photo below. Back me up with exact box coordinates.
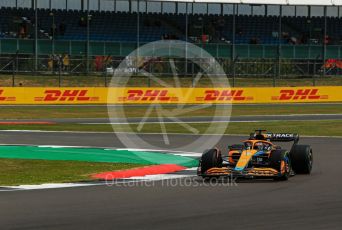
[198,130,313,181]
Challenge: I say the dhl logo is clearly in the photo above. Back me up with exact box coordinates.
[196,90,253,101]
[0,90,16,101]
[119,89,178,102]
[34,90,99,102]
[272,89,328,101]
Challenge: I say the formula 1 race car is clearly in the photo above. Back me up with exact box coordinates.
[198,130,313,181]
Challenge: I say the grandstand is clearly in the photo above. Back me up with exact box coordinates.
[1,4,340,44]
[0,0,342,85]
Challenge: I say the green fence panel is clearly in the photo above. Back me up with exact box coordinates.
[145,42,168,57]
[294,46,310,59]
[168,42,187,57]
[89,41,105,56]
[249,45,264,58]
[18,40,34,54]
[326,46,339,59]
[70,41,86,56]
[3,39,342,60]
[55,40,70,54]
[281,45,294,59]
[217,44,231,58]
[121,43,136,56]
[104,42,121,56]
[1,39,17,54]
[235,45,249,58]
[203,44,217,57]
[263,45,277,58]
[139,42,156,57]
[38,40,52,55]
[309,46,322,59]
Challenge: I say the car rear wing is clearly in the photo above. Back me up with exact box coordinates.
[249,130,299,144]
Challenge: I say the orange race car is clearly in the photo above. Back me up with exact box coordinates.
[197,130,313,181]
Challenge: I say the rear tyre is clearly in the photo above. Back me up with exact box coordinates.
[269,150,291,181]
[200,149,222,175]
[290,145,313,174]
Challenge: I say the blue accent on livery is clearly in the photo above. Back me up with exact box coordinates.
[234,166,245,171]
[234,151,265,171]
[254,151,265,156]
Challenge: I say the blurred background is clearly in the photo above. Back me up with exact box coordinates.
[0,0,342,87]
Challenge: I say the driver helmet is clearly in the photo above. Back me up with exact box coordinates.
[255,142,264,151]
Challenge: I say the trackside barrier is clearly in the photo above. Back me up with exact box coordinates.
[0,87,341,104]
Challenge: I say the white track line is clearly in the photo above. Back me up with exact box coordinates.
[127,174,194,181]
[0,183,99,191]
[236,113,342,117]
[174,153,202,157]
[79,120,319,125]
[184,167,198,171]
[0,130,113,133]
[80,121,256,124]
[115,148,201,155]
[37,145,91,148]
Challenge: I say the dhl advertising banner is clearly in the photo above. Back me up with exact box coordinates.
[0,87,341,104]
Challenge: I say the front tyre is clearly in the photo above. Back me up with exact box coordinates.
[200,148,222,175]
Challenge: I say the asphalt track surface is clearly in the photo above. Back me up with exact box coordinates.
[0,113,342,124]
[0,131,342,230]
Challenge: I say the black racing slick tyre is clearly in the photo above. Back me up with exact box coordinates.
[269,150,291,181]
[200,149,222,174]
[290,145,313,174]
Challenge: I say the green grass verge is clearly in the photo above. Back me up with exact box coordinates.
[0,159,143,186]
[0,104,341,119]
[0,106,107,119]
[0,120,341,136]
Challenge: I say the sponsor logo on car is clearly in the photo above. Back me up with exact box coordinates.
[272,133,294,138]
[271,89,328,101]
[265,133,294,138]
[34,90,99,102]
